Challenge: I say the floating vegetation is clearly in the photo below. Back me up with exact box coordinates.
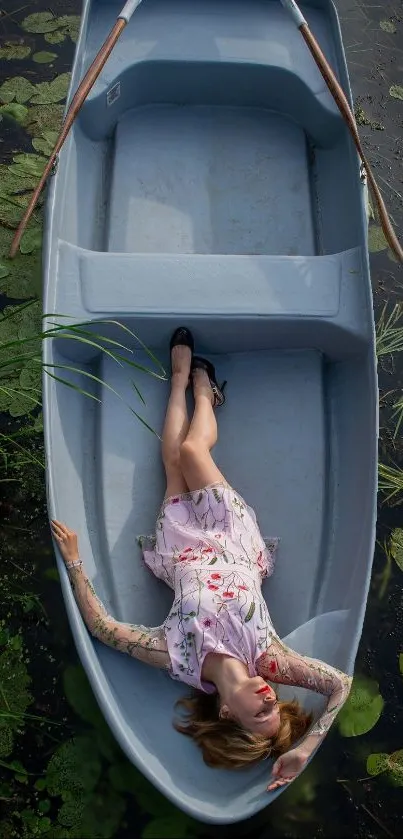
[380,19,397,34]
[376,529,403,598]
[21,13,81,44]
[0,42,32,60]
[32,52,58,65]
[378,462,403,506]
[337,675,384,737]
[367,750,403,786]
[389,85,403,101]
[0,630,32,759]
[376,303,403,358]
[0,73,71,106]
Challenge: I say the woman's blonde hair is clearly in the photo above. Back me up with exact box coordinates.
[174,691,313,769]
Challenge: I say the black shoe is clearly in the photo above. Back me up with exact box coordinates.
[191,356,227,407]
[169,326,194,355]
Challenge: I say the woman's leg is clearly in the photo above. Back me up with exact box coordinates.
[180,369,227,492]
[161,345,191,499]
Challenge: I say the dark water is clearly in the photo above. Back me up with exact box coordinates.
[1,1,402,837]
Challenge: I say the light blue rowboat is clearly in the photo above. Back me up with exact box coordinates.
[43,0,378,824]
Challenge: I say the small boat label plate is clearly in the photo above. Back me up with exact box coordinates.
[107,82,121,107]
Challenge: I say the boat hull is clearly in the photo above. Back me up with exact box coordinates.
[43,0,377,823]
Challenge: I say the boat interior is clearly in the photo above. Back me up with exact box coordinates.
[44,0,377,822]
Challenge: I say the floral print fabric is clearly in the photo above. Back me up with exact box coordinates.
[142,483,278,692]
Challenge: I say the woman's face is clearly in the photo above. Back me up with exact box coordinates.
[221,676,281,737]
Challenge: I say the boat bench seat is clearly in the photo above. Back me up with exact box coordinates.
[56,240,369,357]
[79,1,343,146]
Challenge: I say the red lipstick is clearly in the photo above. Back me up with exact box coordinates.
[255,686,269,694]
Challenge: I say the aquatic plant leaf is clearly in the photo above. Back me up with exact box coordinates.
[13,153,46,177]
[29,73,71,105]
[142,816,196,839]
[33,51,58,64]
[390,85,403,100]
[0,242,42,300]
[32,136,54,156]
[26,103,64,136]
[380,20,397,34]
[0,263,10,279]
[58,15,82,43]
[366,752,389,776]
[399,653,403,675]
[0,43,31,60]
[63,665,104,727]
[0,727,13,759]
[58,797,86,827]
[0,199,22,227]
[19,226,42,255]
[21,12,61,34]
[390,528,403,571]
[0,163,38,192]
[45,736,101,797]
[0,102,29,123]
[368,224,388,253]
[0,635,32,754]
[337,675,384,737]
[44,31,66,45]
[388,750,403,786]
[0,77,35,104]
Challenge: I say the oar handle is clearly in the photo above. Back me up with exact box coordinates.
[118,0,144,23]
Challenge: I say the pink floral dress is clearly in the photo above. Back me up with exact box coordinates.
[141,482,278,691]
[66,482,352,738]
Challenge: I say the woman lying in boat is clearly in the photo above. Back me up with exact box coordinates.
[51,326,352,791]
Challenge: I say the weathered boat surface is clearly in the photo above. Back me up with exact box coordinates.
[43,0,378,824]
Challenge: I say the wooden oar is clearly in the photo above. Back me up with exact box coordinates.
[9,0,144,258]
[280,0,403,263]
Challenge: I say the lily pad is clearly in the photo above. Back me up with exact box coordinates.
[337,675,384,737]
[366,752,389,776]
[0,228,42,299]
[20,226,42,255]
[380,20,397,34]
[32,133,56,156]
[32,51,58,64]
[57,15,82,43]
[12,153,47,178]
[390,528,403,571]
[29,73,71,105]
[0,76,35,104]
[0,102,29,124]
[26,103,64,136]
[0,262,11,279]
[390,85,403,101]
[21,12,61,34]
[0,42,31,60]
[44,31,66,45]
[368,224,388,253]
[367,750,403,786]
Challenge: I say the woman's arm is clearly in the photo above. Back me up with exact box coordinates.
[257,634,352,739]
[51,520,170,670]
[256,635,352,790]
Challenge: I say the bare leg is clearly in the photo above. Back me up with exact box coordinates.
[162,346,191,499]
[180,369,227,492]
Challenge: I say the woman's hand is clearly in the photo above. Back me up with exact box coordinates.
[267,747,309,791]
[51,520,80,567]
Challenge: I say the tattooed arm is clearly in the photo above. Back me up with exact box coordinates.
[51,520,170,669]
[256,635,352,790]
